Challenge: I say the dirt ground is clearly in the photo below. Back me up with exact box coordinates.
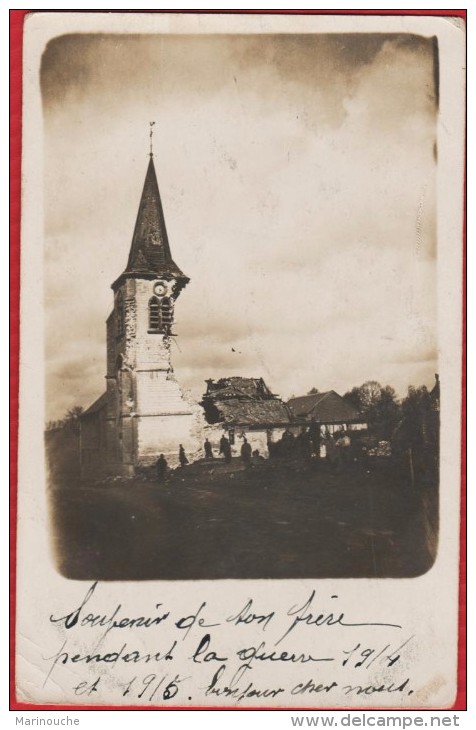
[48,456,437,581]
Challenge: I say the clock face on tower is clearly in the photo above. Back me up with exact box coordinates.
[153,280,168,297]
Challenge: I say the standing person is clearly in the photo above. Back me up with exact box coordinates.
[156,454,167,483]
[322,428,332,461]
[219,434,228,457]
[308,419,321,457]
[282,429,296,458]
[223,438,232,464]
[179,444,189,467]
[337,431,351,466]
[297,427,311,461]
[220,433,232,463]
[328,433,342,471]
[241,437,252,466]
[204,437,214,459]
[319,440,327,460]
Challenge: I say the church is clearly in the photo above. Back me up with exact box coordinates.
[80,147,203,477]
[78,140,332,478]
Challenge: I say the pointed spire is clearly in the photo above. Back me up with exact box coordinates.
[127,155,172,266]
[113,143,189,292]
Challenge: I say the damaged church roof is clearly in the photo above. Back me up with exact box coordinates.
[201,377,293,428]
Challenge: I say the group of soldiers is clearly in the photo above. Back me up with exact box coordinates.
[155,434,258,481]
[269,425,353,467]
[208,435,254,465]
[156,425,355,481]
[156,444,189,481]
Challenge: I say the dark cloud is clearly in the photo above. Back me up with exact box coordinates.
[41,34,238,111]
[41,32,436,126]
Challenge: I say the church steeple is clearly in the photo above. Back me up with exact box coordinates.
[112,148,189,293]
[84,133,199,479]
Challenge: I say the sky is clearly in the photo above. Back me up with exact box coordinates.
[41,32,438,422]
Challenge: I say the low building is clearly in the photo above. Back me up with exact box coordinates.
[201,377,293,457]
[287,390,367,434]
[80,393,109,476]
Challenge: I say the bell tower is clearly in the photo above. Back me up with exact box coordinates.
[104,131,198,475]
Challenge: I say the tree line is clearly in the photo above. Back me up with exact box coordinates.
[308,380,440,487]
[341,379,438,448]
[45,406,84,433]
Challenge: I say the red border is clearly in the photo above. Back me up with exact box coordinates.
[9,8,467,712]
[10,7,23,716]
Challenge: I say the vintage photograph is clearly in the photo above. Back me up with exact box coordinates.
[43,30,440,581]
[14,11,466,710]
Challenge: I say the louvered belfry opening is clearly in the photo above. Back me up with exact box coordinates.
[148,296,161,331]
[161,297,173,332]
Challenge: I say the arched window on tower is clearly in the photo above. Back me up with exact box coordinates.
[161,297,173,333]
[149,296,161,332]
[116,294,124,337]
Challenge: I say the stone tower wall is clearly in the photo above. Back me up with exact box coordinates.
[104,277,203,470]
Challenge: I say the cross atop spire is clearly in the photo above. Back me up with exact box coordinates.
[149,121,155,157]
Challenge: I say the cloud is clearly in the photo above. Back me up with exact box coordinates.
[41,32,437,420]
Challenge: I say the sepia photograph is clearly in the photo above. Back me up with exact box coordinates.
[42,28,440,581]
[14,11,465,710]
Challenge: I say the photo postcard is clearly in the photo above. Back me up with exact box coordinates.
[13,10,466,709]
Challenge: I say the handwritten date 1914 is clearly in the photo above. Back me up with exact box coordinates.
[342,636,414,669]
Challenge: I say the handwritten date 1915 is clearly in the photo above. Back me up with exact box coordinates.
[74,673,189,702]
[118,673,190,702]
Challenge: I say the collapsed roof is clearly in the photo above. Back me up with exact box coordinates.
[201,377,293,428]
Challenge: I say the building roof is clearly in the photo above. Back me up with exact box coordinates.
[112,156,189,291]
[287,390,361,423]
[82,391,108,417]
[202,377,292,427]
[209,399,292,427]
[205,377,275,399]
